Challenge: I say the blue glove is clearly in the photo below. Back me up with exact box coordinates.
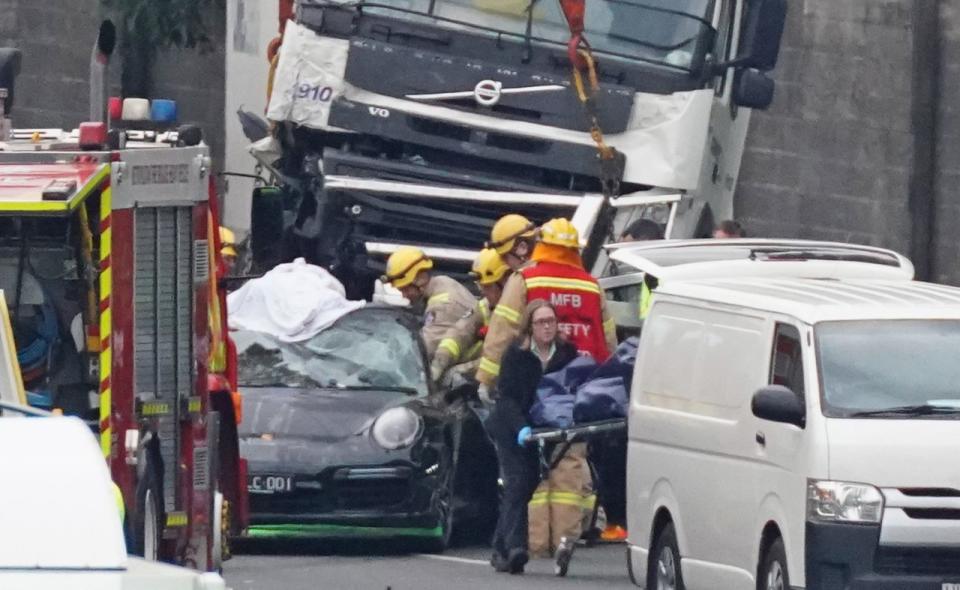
[517,426,532,447]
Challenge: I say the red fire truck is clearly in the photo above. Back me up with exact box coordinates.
[0,57,248,571]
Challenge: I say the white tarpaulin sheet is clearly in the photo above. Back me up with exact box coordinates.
[228,258,364,342]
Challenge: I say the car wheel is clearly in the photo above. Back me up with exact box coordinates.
[647,522,684,590]
[133,464,163,560]
[758,538,789,590]
[423,460,456,553]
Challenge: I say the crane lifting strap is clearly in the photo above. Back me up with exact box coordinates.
[556,0,625,198]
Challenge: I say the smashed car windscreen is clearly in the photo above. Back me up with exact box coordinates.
[234,309,427,394]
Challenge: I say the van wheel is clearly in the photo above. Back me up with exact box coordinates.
[758,538,789,590]
[647,522,684,590]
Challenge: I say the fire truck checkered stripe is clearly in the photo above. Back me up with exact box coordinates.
[98,183,112,457]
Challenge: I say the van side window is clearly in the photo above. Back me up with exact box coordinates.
[770,323,805,397]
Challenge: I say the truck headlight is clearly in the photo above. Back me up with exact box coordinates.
[371,407,422,450]
[807,480,884,524]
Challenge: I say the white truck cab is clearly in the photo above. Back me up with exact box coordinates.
[623,241,960,590]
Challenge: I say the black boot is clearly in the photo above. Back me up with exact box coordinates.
[506,548,528,575]
[491,552,510,573]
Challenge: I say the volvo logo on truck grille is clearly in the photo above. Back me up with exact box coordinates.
[473,79,503,106]
[406,82,565,105]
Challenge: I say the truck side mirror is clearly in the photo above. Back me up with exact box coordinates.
[0,48,22,115]
[737,0,788,71]
[250,186,287,271]
[752,385,805,428]
[732,68,776,110]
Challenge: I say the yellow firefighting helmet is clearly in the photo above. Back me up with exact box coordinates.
[219,226,237,258]
[487,214,537,256]
[540,218,580,248]
[470,248,510,286]
[382,247,433,288]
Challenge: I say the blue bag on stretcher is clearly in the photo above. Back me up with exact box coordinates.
[528,356,597,428]
[572,337,639,424]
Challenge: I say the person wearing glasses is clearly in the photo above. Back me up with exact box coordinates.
[487,299,579,575]
[477,218,617,391]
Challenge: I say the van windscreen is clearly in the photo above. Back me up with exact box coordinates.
[816,320,960,418]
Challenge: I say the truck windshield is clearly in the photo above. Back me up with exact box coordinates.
[357,0,714,71]
[233,310,428,395]
[816,320,960,418]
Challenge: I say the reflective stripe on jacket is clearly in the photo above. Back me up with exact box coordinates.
[421,275,477,359]
[431,298,490,379]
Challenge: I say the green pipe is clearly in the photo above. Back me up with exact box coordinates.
[247,523,442,538]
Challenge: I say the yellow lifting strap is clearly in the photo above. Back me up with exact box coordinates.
[569,47,625,198]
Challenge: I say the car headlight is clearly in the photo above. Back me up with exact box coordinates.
[807,479,884,524]
[371,407,422,450]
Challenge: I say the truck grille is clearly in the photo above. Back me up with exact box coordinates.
[322,150,575,255]
[876,547,960,576]
[134,206,194,512]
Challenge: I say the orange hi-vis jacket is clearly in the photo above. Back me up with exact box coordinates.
[523,261,612,362]
[477,259,616,387]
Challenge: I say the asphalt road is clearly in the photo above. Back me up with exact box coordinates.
[225,540,636,590]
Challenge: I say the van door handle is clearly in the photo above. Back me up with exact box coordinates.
[756,431,766,446]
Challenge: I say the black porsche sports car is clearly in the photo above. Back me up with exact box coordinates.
[236,305,498,551]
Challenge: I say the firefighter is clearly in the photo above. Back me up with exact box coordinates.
[528,441,595,575]
[430,248,510,387]
[219,226,238,276]
[382,247,476,358]
[476,217,618,388]
[487,214,538,271]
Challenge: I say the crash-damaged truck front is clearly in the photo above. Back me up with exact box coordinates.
[246,0,787,296]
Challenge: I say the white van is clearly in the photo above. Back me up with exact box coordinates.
[621,241,960,590]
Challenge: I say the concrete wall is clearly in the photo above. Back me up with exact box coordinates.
[0,0,226,168]
[0,0,105,129]
[735,0,954,281]
[151,3,228,170]
[933,2,960,284]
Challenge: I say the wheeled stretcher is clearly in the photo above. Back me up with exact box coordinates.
[526,418,627,546]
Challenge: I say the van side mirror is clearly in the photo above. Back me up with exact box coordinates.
[737,0,787,71]
[733,68,776,110]
[752,385,805,428]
